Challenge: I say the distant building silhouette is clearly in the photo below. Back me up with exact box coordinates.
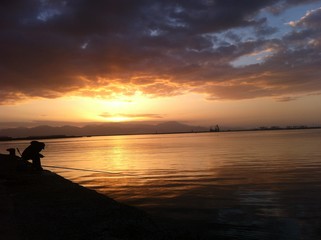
[210,124,220,132]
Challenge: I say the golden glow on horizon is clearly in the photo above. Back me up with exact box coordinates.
[87,92,150,122]
[105,116,132,122]
[1,92,321,128]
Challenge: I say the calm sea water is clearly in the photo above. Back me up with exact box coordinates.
[1,129,321,239]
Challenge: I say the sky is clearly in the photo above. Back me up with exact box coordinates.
[1,0,321,129]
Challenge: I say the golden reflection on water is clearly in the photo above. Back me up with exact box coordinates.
[1,130,321,239]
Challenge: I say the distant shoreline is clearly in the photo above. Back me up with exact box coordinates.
[1,126,320,142]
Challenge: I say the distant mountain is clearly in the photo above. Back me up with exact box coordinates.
[0,121,208,138]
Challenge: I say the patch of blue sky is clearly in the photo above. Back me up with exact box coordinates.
[258,1,321,39]
[208,27,255,50]
[230,49,273,68]
[229,1,321,67]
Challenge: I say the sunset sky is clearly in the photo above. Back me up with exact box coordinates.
[1,0,321,129]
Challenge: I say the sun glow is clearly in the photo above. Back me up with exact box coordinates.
[74,92,158,122]
[104,116,132,122]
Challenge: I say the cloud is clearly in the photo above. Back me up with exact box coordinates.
[1,0,321,104]
[288,7,321,29]
[274,96,301,102]
[100,112,164,119]
[266,0,321,15]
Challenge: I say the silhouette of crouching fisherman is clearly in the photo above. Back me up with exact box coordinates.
[21,141,45,171]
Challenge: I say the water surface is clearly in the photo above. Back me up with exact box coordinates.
[1,129,321,239]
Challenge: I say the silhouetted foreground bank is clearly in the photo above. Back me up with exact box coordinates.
[0,155,167,240]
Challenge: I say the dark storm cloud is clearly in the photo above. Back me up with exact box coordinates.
[266,0,321,14]
[1,0,321,104]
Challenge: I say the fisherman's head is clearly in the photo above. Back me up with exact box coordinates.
[30,141,45,150]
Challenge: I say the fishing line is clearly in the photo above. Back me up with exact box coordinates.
[43,165,136,176]
[16,147,135,177]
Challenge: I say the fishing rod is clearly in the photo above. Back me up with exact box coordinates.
[16,148,22,157]
[16,148,135,176]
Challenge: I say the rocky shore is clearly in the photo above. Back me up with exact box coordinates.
[0,154,167,240]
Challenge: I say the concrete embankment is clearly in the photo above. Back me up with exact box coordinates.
[0,154,167,240]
